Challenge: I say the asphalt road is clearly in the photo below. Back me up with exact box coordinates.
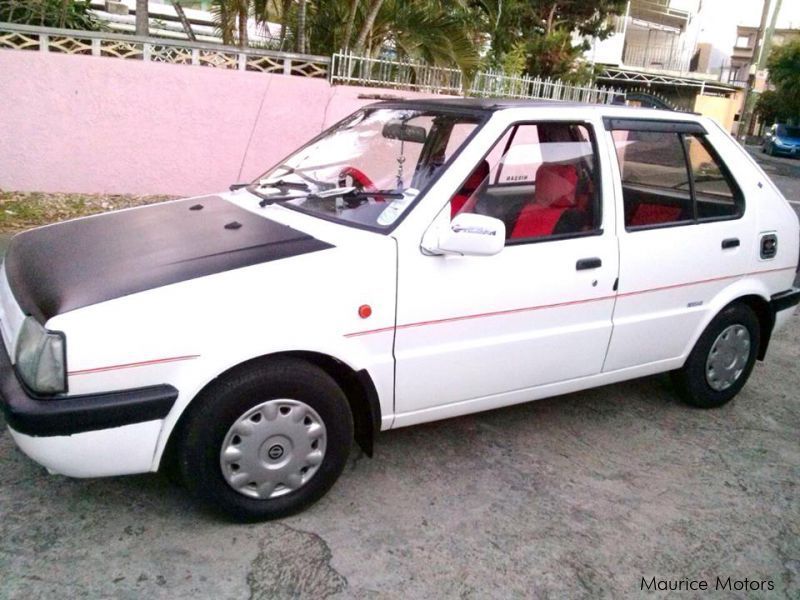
[1,151,799,599]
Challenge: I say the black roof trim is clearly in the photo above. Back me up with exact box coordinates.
[603,117,706,134]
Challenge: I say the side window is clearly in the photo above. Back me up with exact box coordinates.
[613,127,743,229]
[614,130,694,228]
[451,122,601,243]
[684,134,742,220]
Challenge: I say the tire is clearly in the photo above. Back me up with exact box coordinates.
[671,303,760,409]
[177,358,353,521]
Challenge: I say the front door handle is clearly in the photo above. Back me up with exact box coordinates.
[722,238,740,249]
[576,257,602,271]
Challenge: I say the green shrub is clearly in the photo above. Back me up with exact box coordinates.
[0,0,101,30]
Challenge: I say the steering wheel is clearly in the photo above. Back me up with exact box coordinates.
[338,167,385,202]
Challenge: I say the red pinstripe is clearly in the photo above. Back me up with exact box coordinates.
[69,354,200,376]
[344,265,797,338]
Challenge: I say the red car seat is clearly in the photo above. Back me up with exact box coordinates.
[510,163,578,238]
[629,203,682,226]
[451,160,490,218]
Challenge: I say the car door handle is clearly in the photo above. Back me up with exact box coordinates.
[576,257,602,270]
[721,238,740,249]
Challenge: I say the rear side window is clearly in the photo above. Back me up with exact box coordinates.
[684,135,741,220]
[613,126,743,229]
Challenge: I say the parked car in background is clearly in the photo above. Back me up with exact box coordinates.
[1,99,798,521]
[762,123,800,157]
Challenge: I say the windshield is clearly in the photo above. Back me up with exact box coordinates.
[776,125,800,139]
[252,107,483,230]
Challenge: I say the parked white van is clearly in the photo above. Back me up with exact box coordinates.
[1,100,798,520]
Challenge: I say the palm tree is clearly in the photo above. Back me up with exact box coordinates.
[295,0,307,53]
[352,0,383,54]
[135,0,149,36]
[343,0,359,50]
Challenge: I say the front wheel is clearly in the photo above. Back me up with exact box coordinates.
[671,303,760,409]
[177,358,353,521]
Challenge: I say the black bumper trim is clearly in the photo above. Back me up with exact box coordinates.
[0,336,178,437]
[771,288,800,314]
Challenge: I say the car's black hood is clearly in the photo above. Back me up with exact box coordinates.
[4,196,332,323]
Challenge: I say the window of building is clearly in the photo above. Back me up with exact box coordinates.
[452,122,601,242]
[736,35,751,48]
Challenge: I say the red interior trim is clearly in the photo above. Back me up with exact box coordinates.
[344,266,796,338]
[69,354,200,376]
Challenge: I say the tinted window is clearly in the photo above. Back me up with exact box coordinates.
[613,128,742,229]
[684,135,742,220]
[454,122,600,242]
[777,125,800,138]
[614,130,693,227]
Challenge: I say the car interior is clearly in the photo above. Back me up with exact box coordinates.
[451,123,599,241]
[615,130,742,229]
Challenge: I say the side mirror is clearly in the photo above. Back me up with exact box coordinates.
[433,213,506,256]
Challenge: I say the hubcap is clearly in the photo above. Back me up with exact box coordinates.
[220,399,327,499]
[705,324,751,392]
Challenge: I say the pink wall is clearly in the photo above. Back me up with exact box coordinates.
[0,50,448,196]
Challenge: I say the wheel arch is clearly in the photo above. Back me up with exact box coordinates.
[678,280,775,370]
[158,350,382,474]
[737,294,774,360]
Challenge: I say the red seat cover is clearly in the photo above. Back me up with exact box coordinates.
[451,160,490,218]
[630,203,682,226]
[511,164,578,238]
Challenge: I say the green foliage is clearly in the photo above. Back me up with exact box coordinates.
[210,0,625,80]
[0,0,100,30]
[477,0,626,80]
[764,39,800,122]
[754,90,794,126]
[767,39,800,94]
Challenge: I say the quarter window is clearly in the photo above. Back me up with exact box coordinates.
[452,122,601,242]
[613,128,743,229]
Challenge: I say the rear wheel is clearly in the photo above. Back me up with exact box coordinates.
[671,303,760,409]
[177,358,353,521]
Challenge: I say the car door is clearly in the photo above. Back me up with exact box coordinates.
[391,118,619,426]
[602,118,753,372]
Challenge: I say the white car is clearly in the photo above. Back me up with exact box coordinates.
[1,100,798,521]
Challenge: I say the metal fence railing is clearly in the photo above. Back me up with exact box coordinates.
[0,23,623,103]
[0,22,330,77]
[331,51,623,104]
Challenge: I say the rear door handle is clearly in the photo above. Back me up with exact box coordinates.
[576,257,602,270]
[722,238,740,249]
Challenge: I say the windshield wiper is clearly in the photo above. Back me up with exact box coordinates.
[307,188,405,202]
[247,179,315,206]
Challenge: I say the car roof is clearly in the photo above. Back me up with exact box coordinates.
[365,97,703,122]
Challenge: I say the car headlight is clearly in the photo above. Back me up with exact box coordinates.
[14,316,67,395]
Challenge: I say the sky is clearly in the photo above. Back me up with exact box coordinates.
[696,0,800,50]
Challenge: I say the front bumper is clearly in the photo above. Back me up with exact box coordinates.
[0,335,178,437]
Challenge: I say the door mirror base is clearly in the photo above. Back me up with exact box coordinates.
[423,213,506,257]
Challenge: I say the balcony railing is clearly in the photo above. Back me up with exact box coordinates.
[622,42,689,72]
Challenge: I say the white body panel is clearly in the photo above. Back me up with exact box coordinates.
[2,105,797,479]
[9,421,162,477]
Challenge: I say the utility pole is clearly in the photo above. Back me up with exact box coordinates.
[737,0,771,141]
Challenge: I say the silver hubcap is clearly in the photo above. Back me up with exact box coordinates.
[220,399,327,499]
[706,324,751,392]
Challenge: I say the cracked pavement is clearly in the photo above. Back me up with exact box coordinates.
[0,148,798,598]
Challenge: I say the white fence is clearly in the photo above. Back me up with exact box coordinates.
[331,51,624,104]
[0,22,329,77]
[0,22,623,103]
